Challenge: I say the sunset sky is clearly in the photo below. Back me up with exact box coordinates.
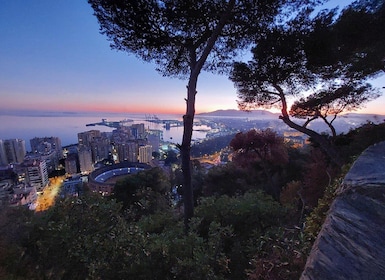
[1,0,384,116]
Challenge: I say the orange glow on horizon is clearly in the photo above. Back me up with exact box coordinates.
[98,104,186,115]
[3,96,384,116]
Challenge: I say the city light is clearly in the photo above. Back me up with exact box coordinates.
[35,176,64,212]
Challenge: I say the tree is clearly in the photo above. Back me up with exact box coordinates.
[304,0,385,79]
[88,0,317,227]
[202,162,252,197]
[114,167,171,218]
[230,128,288,199]
[230,6,382,166]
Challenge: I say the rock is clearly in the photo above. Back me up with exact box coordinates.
[301,142,385,280]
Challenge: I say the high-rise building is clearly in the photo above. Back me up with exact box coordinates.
[127,141,138,162]
[114,142,130,163]
[0,140,7,166]
[138,145,152,164]
[65,154,78,175]
[30,136,62,158]
[78,146,93,173]
[24,159,49,193]
[147,130,162,153]
[78,130,112,163]
[90,137,111,163]
[78,130,101,147]
[1,139,26,164]
[131,123,146,139]
[24,152,58,174]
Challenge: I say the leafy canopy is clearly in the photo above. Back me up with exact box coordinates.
[230,6,381,133]
[88,0,315,77]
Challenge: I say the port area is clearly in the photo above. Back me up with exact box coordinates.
[86,118,133,128]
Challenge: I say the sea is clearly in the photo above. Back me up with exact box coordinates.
[0,111,209,151]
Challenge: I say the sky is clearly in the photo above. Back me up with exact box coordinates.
[1,0,384,116]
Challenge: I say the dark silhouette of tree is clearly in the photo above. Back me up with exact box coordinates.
[290,84,376,138]
[230,5,382,166]
[305,0,385,79]
[164,149,179,166]
[202,162,252,197]
[230,128,288,199]
[114,167,170,218]
[88,0,317,227]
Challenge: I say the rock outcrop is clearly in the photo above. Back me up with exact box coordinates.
[301,141,385,279]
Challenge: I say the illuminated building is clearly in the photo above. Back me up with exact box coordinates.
[138,144,152,164]
[24,159,49,193]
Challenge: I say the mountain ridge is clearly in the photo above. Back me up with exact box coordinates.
[197,109,280,118]
[198,109,385,120]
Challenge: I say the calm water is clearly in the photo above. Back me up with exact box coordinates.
[0,112,208,151]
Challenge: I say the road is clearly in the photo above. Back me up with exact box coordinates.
[35,176,64,212]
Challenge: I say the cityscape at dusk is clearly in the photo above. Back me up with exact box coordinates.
[1,1,385,278]
[1,0,384,116]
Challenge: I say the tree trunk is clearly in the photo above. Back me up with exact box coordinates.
[181,76,198,229]
[179,0,236,230]
[280,115,343,167]
[276,86,343,167]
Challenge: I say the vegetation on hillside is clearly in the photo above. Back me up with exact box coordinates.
[0,122,384,279]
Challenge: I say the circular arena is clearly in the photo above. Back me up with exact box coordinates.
[88,162,151,195]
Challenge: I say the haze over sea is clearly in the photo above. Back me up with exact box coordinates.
[0,111,208,151]
[2,109,384,152]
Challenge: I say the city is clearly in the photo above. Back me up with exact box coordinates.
[1,0,384,277]
[0,109,382,211]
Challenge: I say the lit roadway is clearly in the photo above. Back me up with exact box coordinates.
[35,176,64,212]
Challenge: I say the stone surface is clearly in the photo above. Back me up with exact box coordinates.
[301,142,385,280]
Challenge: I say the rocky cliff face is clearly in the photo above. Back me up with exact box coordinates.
[301,141,385,280]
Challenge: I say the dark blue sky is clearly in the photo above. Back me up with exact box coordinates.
[1,0,384,115]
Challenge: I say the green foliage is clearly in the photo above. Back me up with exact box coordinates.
[164,149,179,166]
[114,167,171,217]
[202,162,253,197]
[195,191,287,279]
[196,191,285,236]
[0,205,34,278]
[28,194,129,279]
[304,163,351,242]
[246,227,310,280]
[1,187,299,279]
[6,122,384,279]
[336,122,385,162]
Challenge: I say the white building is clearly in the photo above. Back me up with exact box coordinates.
[138,145,152,164]
[25,160,49,193]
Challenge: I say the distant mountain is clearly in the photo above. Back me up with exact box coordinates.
[198,109,385,121]
[342,112,385,120]
[197,109,280,118]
